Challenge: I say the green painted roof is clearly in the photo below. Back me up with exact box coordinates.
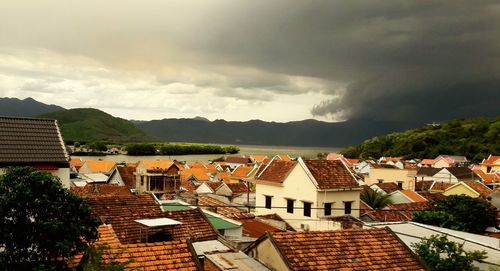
[205,214,240,230]
[161,203,191,211]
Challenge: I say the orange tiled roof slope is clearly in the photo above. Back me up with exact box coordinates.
[256,160,297,183]
[226,182,249,194]
[465,181,493,196]
[269,228,427,270]
[303,160,360,190]
[71,184,133,198]
[84,160,116,173]
[81,225,197,271]
[69,158,84,170]
[482,155,500,166]
[198,196,255,219]
[401,190,428,202]
[181,167,211,181]
[232,165,255,178]
[225,156,252,164]
[117,163,138,188]
[87,194,218,243]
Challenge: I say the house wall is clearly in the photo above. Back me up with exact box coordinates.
[431,169,459,183]
[215,184,232,197]
[364,168,417,190]
[443,184,479,198]
[196,183,214,194]
[0,167,70,188]
[255,164,358,231]
[108,171,124,186]
[247,238,290,271]
[255,165,319,231]
[481,161,500,173]
[490,191,500,210]
[434,159,451,168]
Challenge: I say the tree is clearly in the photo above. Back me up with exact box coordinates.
[412,234,487,271]
[360,187,392,209]
[0,167,100,270]
[412,195,497,233]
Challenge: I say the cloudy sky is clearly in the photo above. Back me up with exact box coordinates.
[0,1,499,122]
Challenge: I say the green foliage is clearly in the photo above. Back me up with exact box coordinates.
[158,144,239,155]
[360,188,392,209]
[126,143,158,155]
[38,108,154,143]
[341,117,500,162]
[86,142,108,152]
[412,195,497,233]
[412,235,487,271]
[0,167,100,270]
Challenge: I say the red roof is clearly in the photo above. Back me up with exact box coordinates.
[231,165,255,178]
[464,181,493,196]
[226,182,249,194]
[400,190,428,202]
[198,196,255,220]
[71,184,133,197]
[240,219,280,238]
[373,182,400,194]
[303,159,360,190]
[255,160,297,183]
[483,155,500,166]
[267,228,427,270]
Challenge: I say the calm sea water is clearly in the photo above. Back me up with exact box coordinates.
[72,144,341,164]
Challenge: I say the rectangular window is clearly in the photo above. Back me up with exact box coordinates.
[286,199,294,214]
[344,201,352,215]
[140,176,144,186]
[324,203,332,216]
[303,202,311,217]
[397,182,403,189]
[265,195,272,209]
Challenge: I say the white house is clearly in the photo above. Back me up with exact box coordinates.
[0,116,70,188]
[252,157,362,231]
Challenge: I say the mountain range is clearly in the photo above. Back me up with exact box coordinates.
[0,97,425,147]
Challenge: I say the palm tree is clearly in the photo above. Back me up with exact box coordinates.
[361,187,392,209]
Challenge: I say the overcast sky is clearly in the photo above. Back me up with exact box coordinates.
[0,1,499,122]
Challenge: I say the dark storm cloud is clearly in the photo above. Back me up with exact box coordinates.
[1,1,499,122]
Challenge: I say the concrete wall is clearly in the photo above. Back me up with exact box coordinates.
[248,238,289,271]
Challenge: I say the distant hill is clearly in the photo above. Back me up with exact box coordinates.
[38,108,154,143]
[0,97,65,117]
[136,118,417,147]
[340,117,500,161]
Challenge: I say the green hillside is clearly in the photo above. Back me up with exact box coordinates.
[38,108,154,143]
[341,117,500,162]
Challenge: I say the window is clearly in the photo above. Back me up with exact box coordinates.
[377,179,384,184]
[303,202,311,217]
[324,202,332,216]
[286,199,294,214]
[344,201,352,215]
[140,176,144,186]
[397,182,403,189]
[265,195,272,209]
[150,176,164,191]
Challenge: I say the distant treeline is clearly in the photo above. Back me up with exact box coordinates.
[126,143,240,155]
[341,117,500,162]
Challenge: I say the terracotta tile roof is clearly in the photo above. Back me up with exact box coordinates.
[226,182,249,194]
[464,181,493,196]
[276,154,292,161]
[87,194,218,243]
[189,162,218,173]
[108,240,197,270]
[373,182,400,194]
[381,157,402,163]
[326,153,344,160]
[420,159,437,165]
[206,181,223,192]
[429,181,454,191]
[250,155,268,163]
[198,196,255,220]
[117,164,137,188]
[181,180,198,193]
[401,190,428,202]
[0,116,69,164]
[96,224,121,246]
[257,214,295,231]
[141,160,176,170]
[482,155,500,166]
[345,158,360,166]
[83,160,116,174]
[231,165,255,178]
[225,156,252,164]
[181,168,212,182]
[417,191,446,201]
[483,232,500,239]
[268,228,427,270]
[359,200,373,216]
[303,160,360,190]
[71,184,133,197]
[240,219,280,238]
[473,170,500,184]
[386,202,430,220]
[69,158,84,170]
[255,160,297,183]
[415,180,434,191]
[214,172,232,183]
